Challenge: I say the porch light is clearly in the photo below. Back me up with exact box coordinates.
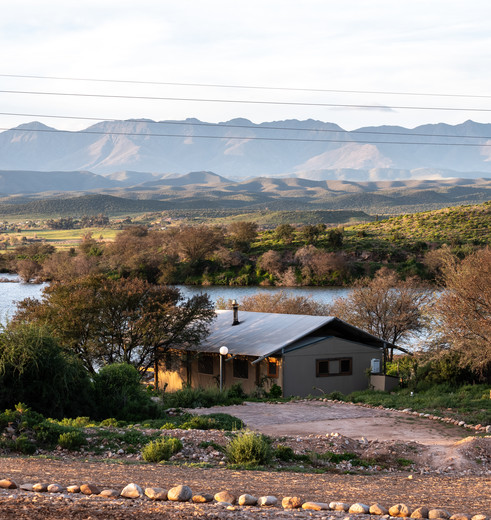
[219,345,228,392]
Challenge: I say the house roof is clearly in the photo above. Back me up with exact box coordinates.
[197,310,401,359]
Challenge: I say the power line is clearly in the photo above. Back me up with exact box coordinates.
[3,124,491,147]
[2,89,491,113]
[1,73,491,100]
[1,111,490,140]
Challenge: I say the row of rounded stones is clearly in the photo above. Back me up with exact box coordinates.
[0,479,487,520]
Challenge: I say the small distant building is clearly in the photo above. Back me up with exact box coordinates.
[157,309,403,397]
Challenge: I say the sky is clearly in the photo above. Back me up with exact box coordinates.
[2,0,491,132]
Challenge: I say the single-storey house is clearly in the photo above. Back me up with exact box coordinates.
[157,308,402,397]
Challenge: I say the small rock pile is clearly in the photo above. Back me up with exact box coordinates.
[0,477,488,519]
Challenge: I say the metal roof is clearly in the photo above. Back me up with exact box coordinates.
[197,310,396,358]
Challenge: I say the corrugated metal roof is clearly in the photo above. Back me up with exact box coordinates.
[199,310,336,357]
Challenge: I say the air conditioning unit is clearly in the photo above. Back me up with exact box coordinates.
[371,358,381,374]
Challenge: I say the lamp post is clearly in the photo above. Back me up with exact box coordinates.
[219,345,228,392]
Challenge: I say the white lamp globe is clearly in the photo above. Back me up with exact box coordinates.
[219,346,229,356]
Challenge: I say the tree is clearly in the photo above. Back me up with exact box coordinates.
[216,291,330,316]
[328,268,432,355]
[433,247,491,380]
[174,225,223,264]
[0,323,91,418]
[14,276,216,380]
[275,223,294,243]
[227,221,258,251]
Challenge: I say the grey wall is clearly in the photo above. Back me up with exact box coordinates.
[283,337,382,397]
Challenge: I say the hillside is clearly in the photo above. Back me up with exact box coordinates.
[3,119,491,179]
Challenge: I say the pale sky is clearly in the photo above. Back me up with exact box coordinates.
[2,0,491,131]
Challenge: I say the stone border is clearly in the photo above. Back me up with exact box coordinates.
[0,477,488,519]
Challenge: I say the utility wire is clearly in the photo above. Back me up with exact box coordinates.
[1,111,490,140]
[2,111,491,140]
[3,125,491,147]
[1,73,491,100]
[2,89,491,113]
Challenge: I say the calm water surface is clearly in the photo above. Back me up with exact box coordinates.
[0,275,351,324]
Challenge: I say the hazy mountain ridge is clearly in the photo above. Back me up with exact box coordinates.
[2,118,491,179]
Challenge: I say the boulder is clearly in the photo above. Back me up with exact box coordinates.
[238,494,257,506]
[411,507,430,518]
[429,509,451,519]
[282,496,303,509]
[100,489,120,499]
[168,485,192,502]
[192,493,214,503]
[450,515,470,520]
[349,503,370,514]
[121,483,143,499]
[67,485,80,493]
[258,496,277,507]
[0,479,17,489]
[33,483,48,492]
[145,487,168,500]
[390,504,413,517]
[471,516,489,520]
[19,483,34,492]
[302,502,329,511]
[370,504,389,515]
[80,483,101,495]
[214,491,236,504]
[329,501,349,511]
[47,484,64,493]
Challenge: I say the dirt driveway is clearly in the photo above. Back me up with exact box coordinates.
[195,401,467,445]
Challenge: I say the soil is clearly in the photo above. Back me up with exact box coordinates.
[0,400,489,519]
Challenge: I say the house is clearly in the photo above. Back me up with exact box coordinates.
[157,308,402,397]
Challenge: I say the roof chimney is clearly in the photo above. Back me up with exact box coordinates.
[232,299,240,326]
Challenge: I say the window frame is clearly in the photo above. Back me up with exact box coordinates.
[266,358,279,378]
[316,357,352,377]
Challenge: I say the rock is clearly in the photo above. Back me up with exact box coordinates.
[485,426,491,434]
[33,483,49,492]
[192,493,214,503]
[302,502,329,511]
[0,479,17,489]
[411,507,430,518]
[145,487,168,500]
[214,491,236,504]
[349,503,370,514]
[47,484,64,493]
[329,501,350,511]
[80,483,101,495]
[66,485,80,493]
[121,483,143,499]
[390,504,413,517]
[429,509,451,519]
[471,516,489,520]
[238,494,257,506]
[100,489,120,499]
[282,496,303,509]
[450,515,470,520]
[19,483,34,492]
[168,485,192,502]
[258,496,277,507]
[370,504,389,515]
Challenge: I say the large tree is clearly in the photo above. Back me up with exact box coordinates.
[328,268,432,355]
[14,276,215,381]
[434,247,491,380]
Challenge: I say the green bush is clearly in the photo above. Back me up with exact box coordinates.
[141,436,183,462]
[226,430,272,466]
[14,434,36,455]
[162,386,245,409]
[204,413,244,431]
[268,384,282,398]
[58,430,86,450]
[92,363,158,421]
[274,444,295,461]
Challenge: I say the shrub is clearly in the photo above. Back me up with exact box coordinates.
[226,430,272,466]
[268,384,282,398]
[58,430,86,450]
[14,434,36,455]
[141,436,183,462]
[274,444,295,461]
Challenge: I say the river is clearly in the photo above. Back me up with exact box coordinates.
[0,275,350,325]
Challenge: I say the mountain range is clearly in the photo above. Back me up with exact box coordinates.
[1,118,491,180]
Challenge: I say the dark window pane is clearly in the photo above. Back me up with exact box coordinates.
[233,359,249,379]
[340,358,352,374]
[198,355,214,375]
[267,360,277,377]
[317,360,329,376]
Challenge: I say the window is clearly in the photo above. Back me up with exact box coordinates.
[267,359,278,378]
[233,358,249,379]
[316,358,352,377]
[164,352,173,371]
[198,355,214,375]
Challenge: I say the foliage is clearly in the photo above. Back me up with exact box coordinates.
[328,268,432,348]
[268,384,283,398]
[14,276,215,375]
[274,444,295,461]
[58,430,86,450]
[161,386,246,409]
[226,430,272,466]
[433,247,491,380]
[141,436,183,462]
[0,324,92,418]
[92,363,158,421]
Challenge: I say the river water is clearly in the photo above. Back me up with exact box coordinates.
[0,275,350,325]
